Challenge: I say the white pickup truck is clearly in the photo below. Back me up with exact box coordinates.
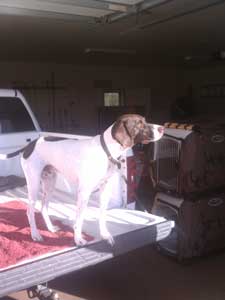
[0,89,174,299]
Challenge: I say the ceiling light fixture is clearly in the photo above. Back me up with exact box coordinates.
[84,48,136,55]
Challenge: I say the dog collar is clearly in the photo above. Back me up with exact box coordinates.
[100,134,121,169]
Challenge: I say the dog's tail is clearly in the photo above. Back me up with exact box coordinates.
[0,147,26,160]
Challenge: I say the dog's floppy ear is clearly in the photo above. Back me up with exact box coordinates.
[111,118,137,148]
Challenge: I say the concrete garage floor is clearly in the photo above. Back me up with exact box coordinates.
[5,245,225,300]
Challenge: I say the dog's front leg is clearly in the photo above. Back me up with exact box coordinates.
[74,189,91,246]
[99,182,115,246]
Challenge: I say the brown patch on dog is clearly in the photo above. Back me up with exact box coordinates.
[23,139,38,160]
[111,114,152,148]
[44,136,69,142]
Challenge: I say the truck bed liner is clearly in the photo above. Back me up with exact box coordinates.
[0,186,174,297]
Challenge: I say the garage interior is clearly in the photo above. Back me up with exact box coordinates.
[1,0,225,299]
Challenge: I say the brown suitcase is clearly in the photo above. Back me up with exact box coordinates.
[152,190,225,261]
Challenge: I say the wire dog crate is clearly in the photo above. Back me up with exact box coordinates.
[154,136,181,193]
[154,125,225,195]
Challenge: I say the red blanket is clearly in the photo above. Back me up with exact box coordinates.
[0,201,91,270]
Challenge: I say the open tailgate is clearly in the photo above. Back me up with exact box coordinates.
[0,206,174,297]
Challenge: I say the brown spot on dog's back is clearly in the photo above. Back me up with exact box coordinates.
[23,136,78,160]
[23,139,38,159]
[44,136,69,142]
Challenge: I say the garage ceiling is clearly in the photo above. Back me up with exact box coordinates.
[0,0,225,66]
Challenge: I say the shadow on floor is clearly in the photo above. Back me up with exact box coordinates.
[49,245,225,300]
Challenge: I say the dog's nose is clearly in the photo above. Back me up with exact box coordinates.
[158,126,164,134]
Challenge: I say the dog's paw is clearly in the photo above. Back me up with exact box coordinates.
[74,235,87,247]
[106,235,115,246]
[31,232,43,242]
[49,225,60,233]
[101,232,115,246]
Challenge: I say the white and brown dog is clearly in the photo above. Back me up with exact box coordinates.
[0,114,164,246]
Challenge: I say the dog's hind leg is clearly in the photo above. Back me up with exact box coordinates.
[74,188,91,246]
[41,166,59,233]
[22,160,43,242]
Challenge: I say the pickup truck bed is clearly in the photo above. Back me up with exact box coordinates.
[0,89,174,297]
[0,184,174,297]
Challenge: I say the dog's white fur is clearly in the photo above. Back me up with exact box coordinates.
[2,114,164,246]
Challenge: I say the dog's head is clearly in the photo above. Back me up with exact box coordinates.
[111,114,164,149]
